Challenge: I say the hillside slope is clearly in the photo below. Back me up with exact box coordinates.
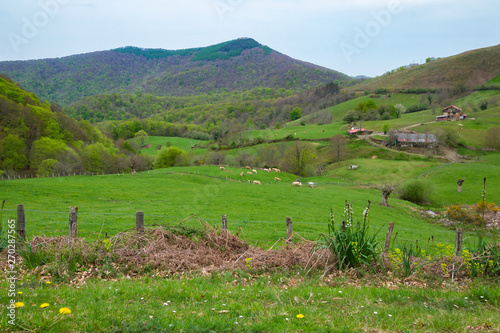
[351,44,500,92]
[0,38,349,106]
[0,75,134,174]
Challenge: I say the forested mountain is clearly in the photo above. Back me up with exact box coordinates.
[0,38,350,106]
[0,75,149,175]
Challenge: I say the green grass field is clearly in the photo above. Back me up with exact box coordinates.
[128,136,208,156]
[2,273,499,332]
[2,164,493,251]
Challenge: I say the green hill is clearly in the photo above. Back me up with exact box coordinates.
[0,75,145,175]
[351,44,500,92]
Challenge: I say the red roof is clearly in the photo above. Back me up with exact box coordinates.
[347,128,369,134]
[442,105,462,112]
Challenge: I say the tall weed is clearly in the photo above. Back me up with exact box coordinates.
[314,200,381,270]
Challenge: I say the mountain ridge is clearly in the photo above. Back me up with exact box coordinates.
[0,38,350,106]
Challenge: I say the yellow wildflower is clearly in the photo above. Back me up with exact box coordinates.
[14,302,25,308]
[40,303,50,308]
[296,314,304,319]
[59,307,71,314]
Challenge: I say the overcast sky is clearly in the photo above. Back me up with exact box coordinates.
[1,0,499,77]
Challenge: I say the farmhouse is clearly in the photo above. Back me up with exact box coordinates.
[436,105,467,121]
[393,130,437,148]
[347,128,373,135]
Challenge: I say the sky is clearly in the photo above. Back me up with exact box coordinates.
[1,0,499,77]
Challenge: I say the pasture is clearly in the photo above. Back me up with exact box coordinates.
[1,165,491,251]
[128,136,208,156]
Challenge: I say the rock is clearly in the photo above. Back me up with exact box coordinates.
[440,219,455,227]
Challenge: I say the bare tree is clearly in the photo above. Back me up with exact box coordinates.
[330,134,348,163]
[380,183,396,207]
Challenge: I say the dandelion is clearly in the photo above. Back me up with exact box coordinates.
[14,302,24,308]
[18,291,23,295]
[59,307,71,314]
[296,314,304,319]
[40,303,49,308]
[45,281,52,284]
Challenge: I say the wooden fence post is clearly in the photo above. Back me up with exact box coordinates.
[286,217,293,249]
[384,222,395,252]
[69,206,78,238]
[136,211,144,234]
[222,214,228,231]
[16,204,26,241]
[455,228,463,255]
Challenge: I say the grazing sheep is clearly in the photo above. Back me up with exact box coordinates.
[292,181,302,187]
[252,169,257,173]
[264,168,269,172]
[275,177,281,181]
[220,166,225,170]
[247,172,253,175]
[253,180,262,185]
[240,172,244,177]
[245,166,251,170]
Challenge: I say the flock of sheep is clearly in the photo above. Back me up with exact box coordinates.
[216,166,313,187]
[218,166,288,186]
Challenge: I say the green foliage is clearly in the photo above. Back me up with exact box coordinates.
[389,243,425,278]
[314,201,380,270]
[0,134,28,170]
[16,238,51,270]
[134,130,148,147]
[154,146,189,169]
[290,107,302,121]
[343,110,359,123]
[37,159,58,176]
[382,123,390,134]
[122,141,136,154]
[397,179,434,205]
[30,138,68,167]
[282,142,317,176]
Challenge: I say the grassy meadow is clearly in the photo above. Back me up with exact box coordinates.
[2,163,497,250]
[128,136,209,156]
[2,272,499,332]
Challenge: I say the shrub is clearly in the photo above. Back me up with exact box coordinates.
[37,159,58,176]
[397,179,433,205]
